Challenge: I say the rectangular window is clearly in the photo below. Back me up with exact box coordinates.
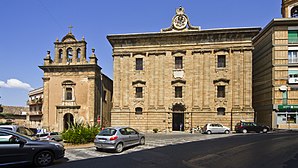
[65,88,72,100]
[175,86,182,98]
[217,86,225,98]
[135,107,143,115]
[136,58,143,70]
[175,57,183,69]
[288,51,298,63]
[289,30,298,43]
[217,55,226,68]
[135,87,143,98]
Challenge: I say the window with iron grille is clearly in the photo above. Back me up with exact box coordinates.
[65,88,73,100]
[135,87,143,98]
[175,57,183,69]
[175,86,182,98]
[136,58,143,70]
[217,55,226,68]
[217,108,225,115]
[135,107,143,114]
[217,86,225,98]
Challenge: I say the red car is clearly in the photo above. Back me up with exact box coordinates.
[235,122,270,133]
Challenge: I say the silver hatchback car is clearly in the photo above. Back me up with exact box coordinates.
[94,127,145,153]
[202,123,230,134]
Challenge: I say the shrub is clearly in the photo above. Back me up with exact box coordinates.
[153,128,158,133]
[62,122,101,144]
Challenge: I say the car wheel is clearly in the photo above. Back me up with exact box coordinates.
[224,130,230,134]
[207,130,212,134]
[96,147,102,151]
[140,137,145,145]
[262,128,268,133]
[242,129,248,134]
[34,150,54,167]
[115,143,124,153]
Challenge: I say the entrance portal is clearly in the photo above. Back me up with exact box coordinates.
[172,103,185,131]
[63,113,74,130]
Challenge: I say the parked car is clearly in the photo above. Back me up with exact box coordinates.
[0,125,35,136]
[202,123,230,134]
[235,121,270,133]
[94,126,145,153]
[0,128,65,167]
[36,132,63,141]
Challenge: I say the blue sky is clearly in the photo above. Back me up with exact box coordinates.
[0,0,281,106]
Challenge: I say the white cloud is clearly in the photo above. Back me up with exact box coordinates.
[0,79,33,91]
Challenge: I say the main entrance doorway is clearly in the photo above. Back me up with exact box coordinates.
[64,113,74,130]
[172,103,185,131]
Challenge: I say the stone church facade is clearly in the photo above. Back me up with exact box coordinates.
[39,32,113,132]
[108,7,260,132]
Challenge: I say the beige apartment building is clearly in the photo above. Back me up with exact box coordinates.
[253,0,298,129]
[39,31,113,132]
[108,7,260,132]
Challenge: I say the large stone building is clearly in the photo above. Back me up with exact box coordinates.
[39,31,113,132]
[108,7,260,132]
[253,0,298,129]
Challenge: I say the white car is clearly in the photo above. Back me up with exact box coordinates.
[202,123,230,134]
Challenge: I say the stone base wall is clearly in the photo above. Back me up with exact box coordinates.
[111,110,254,132]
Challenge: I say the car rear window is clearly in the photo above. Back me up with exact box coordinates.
[98,128,116,136]
[0,127,13,131]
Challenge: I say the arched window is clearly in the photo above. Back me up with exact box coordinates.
[67,48,73,63]
[58,49,63,63]
[217,107,225,115]
[77,48,81,62]
[291,6,298,18]
[135,107,143,114]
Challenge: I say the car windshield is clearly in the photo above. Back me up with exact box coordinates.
[98,128,116,136]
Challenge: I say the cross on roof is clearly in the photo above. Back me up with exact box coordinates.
[68,25,73,33]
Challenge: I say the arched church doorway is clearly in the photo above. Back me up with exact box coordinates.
[64,113,74,130]
[172,103,185,131]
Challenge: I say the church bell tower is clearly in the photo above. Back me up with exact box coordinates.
[282,0,298,18]
[39,28,102,132]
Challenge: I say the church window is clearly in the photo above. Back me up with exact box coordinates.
[58,49,63,63]
[217,55,226,68]
[136,58,143,70]
[65,88,73,100]
[77,48,81,62]
[67,48,73,63]
[175,57,183,69]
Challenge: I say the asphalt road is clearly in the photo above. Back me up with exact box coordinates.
[49,131,298,168]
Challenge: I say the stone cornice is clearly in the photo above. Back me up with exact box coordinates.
[107,27,261,48]
[39,64,102,73]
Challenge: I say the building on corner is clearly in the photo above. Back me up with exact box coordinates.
[253,0,298,129]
